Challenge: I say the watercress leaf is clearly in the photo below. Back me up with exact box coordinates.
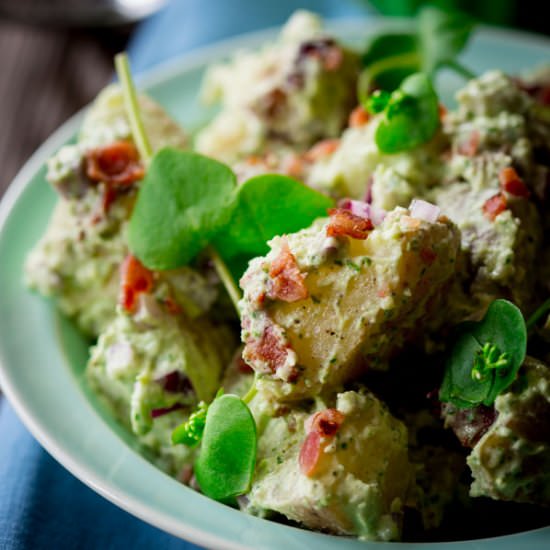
[213,174,333,263]
[440,299,527,408]
[360,33,420,92]
[366,90,392,115]
[418,7,475,75]
[358,7,474,97]
[440,327,491,406]
[469,299,527,405]
[374,72,439,154]
[194,394,257,501]
[127,148,237,270]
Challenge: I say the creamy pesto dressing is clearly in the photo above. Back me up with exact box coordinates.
[25,11,550,542]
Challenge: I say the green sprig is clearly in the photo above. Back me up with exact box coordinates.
[172,401,209,447]
[440,299,527,408]
[359,6,475,97]
[471,343,511,382]
[369,72,440,154]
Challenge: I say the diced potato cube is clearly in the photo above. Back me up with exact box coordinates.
[240,207,460,401]
[247,390,411,541]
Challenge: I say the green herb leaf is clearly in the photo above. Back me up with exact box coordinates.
[127,147,237,270]
[418,7,475,76]
[172,401,209,447]
[194,394,257,501]
[359,7,474,96]
[213,174,333,268]
[366,90,392,114]
[373,73,439,153]
[440,299,527,408]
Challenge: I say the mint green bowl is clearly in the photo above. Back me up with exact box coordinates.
[1,19,550,549]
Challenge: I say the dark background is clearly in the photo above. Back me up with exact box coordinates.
[0,0,548,197]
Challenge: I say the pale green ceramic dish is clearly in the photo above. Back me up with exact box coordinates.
[1,19,550,550]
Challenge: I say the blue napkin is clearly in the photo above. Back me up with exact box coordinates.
[0,1,371,548]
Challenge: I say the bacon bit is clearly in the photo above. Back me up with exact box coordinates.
[300,408,345,477]
[348,105,369,128]
[499,167,530,198]
[457,130,480,157]
[245,323,295,378]
[261,88,287,119]
[299,431,322,476]
[237,355,254,374]
[299,39,343,71]
[178,464,194,485]
[86,141,144,186]
[306,409,345,437]
[483,193,507,221]
[326,208,373,240]
[284,154,305,179]
[377,283,390,299]
[438,103,448,121]
[119,255,155,313]
[420,247,437,265]
[305,139,340,162]
[268,240,308,303]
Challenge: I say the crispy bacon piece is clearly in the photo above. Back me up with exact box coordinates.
[300,408,345,476]
[237,355,254,374]
[483,192,507,221]
[326,208,373,240]
[457,130,480,157]
[299,431,322,476]
[306,409,345,437]
[86,141,144,186]
[305,139,340,162]
[119,254,155,313]
[268,240,308,302]
[245,323,294,377]
[284,154,305,179]
[499,167,530,198]
[348,105,369,128]
[298,38,344,72]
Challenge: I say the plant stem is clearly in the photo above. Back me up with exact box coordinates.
[358,51,420,103]
[445,60,476,81]
[241,380,257,405]
[207,245,242,312]
[114,52,242,315]
[114,53,153,163]
[526,298,550,332]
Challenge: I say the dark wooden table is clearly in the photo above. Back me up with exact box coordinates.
[0,17,133,401]
[0,17,133,195]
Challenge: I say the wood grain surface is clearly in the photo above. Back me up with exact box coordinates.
[0,18,132,195]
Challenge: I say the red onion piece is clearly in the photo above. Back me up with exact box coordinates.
[338,198,386,226]
[409,199,441,223]
[155,371,194,394]
[150,403,184,418]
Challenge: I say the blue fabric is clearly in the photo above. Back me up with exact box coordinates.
[0,1,372,548]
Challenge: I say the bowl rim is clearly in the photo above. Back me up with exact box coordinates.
[1,16,550,550]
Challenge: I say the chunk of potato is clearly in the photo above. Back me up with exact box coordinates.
[247,390,412,541]
[467,356,550,504]
[240,207,460,401]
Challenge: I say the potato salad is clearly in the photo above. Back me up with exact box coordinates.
[25,8,550,543]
